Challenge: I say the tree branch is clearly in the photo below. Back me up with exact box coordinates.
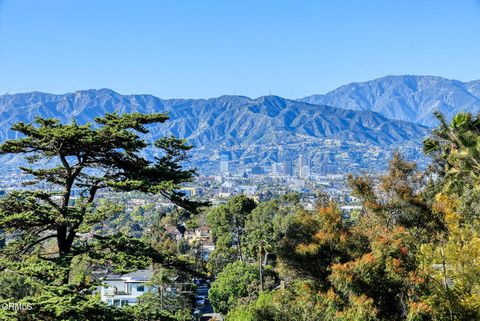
[20,233,58,255]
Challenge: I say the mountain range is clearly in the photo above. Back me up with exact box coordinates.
[0,75,478,174]
[301,75,480,126]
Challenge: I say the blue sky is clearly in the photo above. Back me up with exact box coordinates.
[1,0,479,98]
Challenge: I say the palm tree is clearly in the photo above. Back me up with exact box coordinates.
[152,267,174,310]
[424,112,480,193]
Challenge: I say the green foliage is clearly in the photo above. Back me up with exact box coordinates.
[417,112,480,319]
[243,200,280,260]
[3,110,480,320]
[206,195,256,268]
[207,194,298,277]
[278,192,300,205]
[273,176,433,320]
[329,226,421,320]
[424,111,480,193]
[226,282,379,321]
[133,268,194,321]
[0,271,38,301]
[279,203,367,287]
[209,261,260,315]
[416,194,480,321]
[214,112,480,320]
[225,292,276,321]
[0,113,202,320]
[349,152,445,240]
[206,233,238,275]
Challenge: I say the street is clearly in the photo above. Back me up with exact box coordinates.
[195,284,223,320]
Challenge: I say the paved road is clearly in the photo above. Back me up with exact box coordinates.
[194,284,223,320]
[196,285,214,314]
[195,284,224,320]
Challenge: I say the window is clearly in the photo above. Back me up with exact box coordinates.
[137,285,145,292]
[121,300,129,307]
[113,299,121,307]
[127,283,133,293]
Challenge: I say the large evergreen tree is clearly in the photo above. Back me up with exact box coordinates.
[0,113,203,320]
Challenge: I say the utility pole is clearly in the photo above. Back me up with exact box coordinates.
[160,283,163,310]
[259,240,264,292]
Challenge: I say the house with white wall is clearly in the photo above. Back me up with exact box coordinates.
[100,269,155,307]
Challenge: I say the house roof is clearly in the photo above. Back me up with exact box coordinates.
[123,269,154,279]
[165,224,186,235]
[104,268,154,282]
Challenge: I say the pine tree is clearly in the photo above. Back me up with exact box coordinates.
[0,113,204,320]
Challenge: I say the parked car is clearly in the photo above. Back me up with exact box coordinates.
[192,309,201,317]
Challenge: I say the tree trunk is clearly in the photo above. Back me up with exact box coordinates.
[57,226,69,257]
[259,244,263,292]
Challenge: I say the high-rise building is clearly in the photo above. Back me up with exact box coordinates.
[283,159,293,176]
[298,154,310,178]
[251,165,264,175]
[301,165,311,178]
[271,162,283,176]
[219,154,229,174]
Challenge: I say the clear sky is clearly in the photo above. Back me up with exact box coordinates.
[1,0,480,99]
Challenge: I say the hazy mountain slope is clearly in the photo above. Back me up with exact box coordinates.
[301,75,480,126]
[0,89,430,173]
[0,90,427,145]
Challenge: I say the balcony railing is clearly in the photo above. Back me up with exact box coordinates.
[104,288,131,296]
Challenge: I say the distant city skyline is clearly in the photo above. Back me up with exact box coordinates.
[1,0,479,98]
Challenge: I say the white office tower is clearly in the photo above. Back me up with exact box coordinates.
[298,154,310,178]
[301,165,311,178]
[219,154,229,174]
[271,162,283,176]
